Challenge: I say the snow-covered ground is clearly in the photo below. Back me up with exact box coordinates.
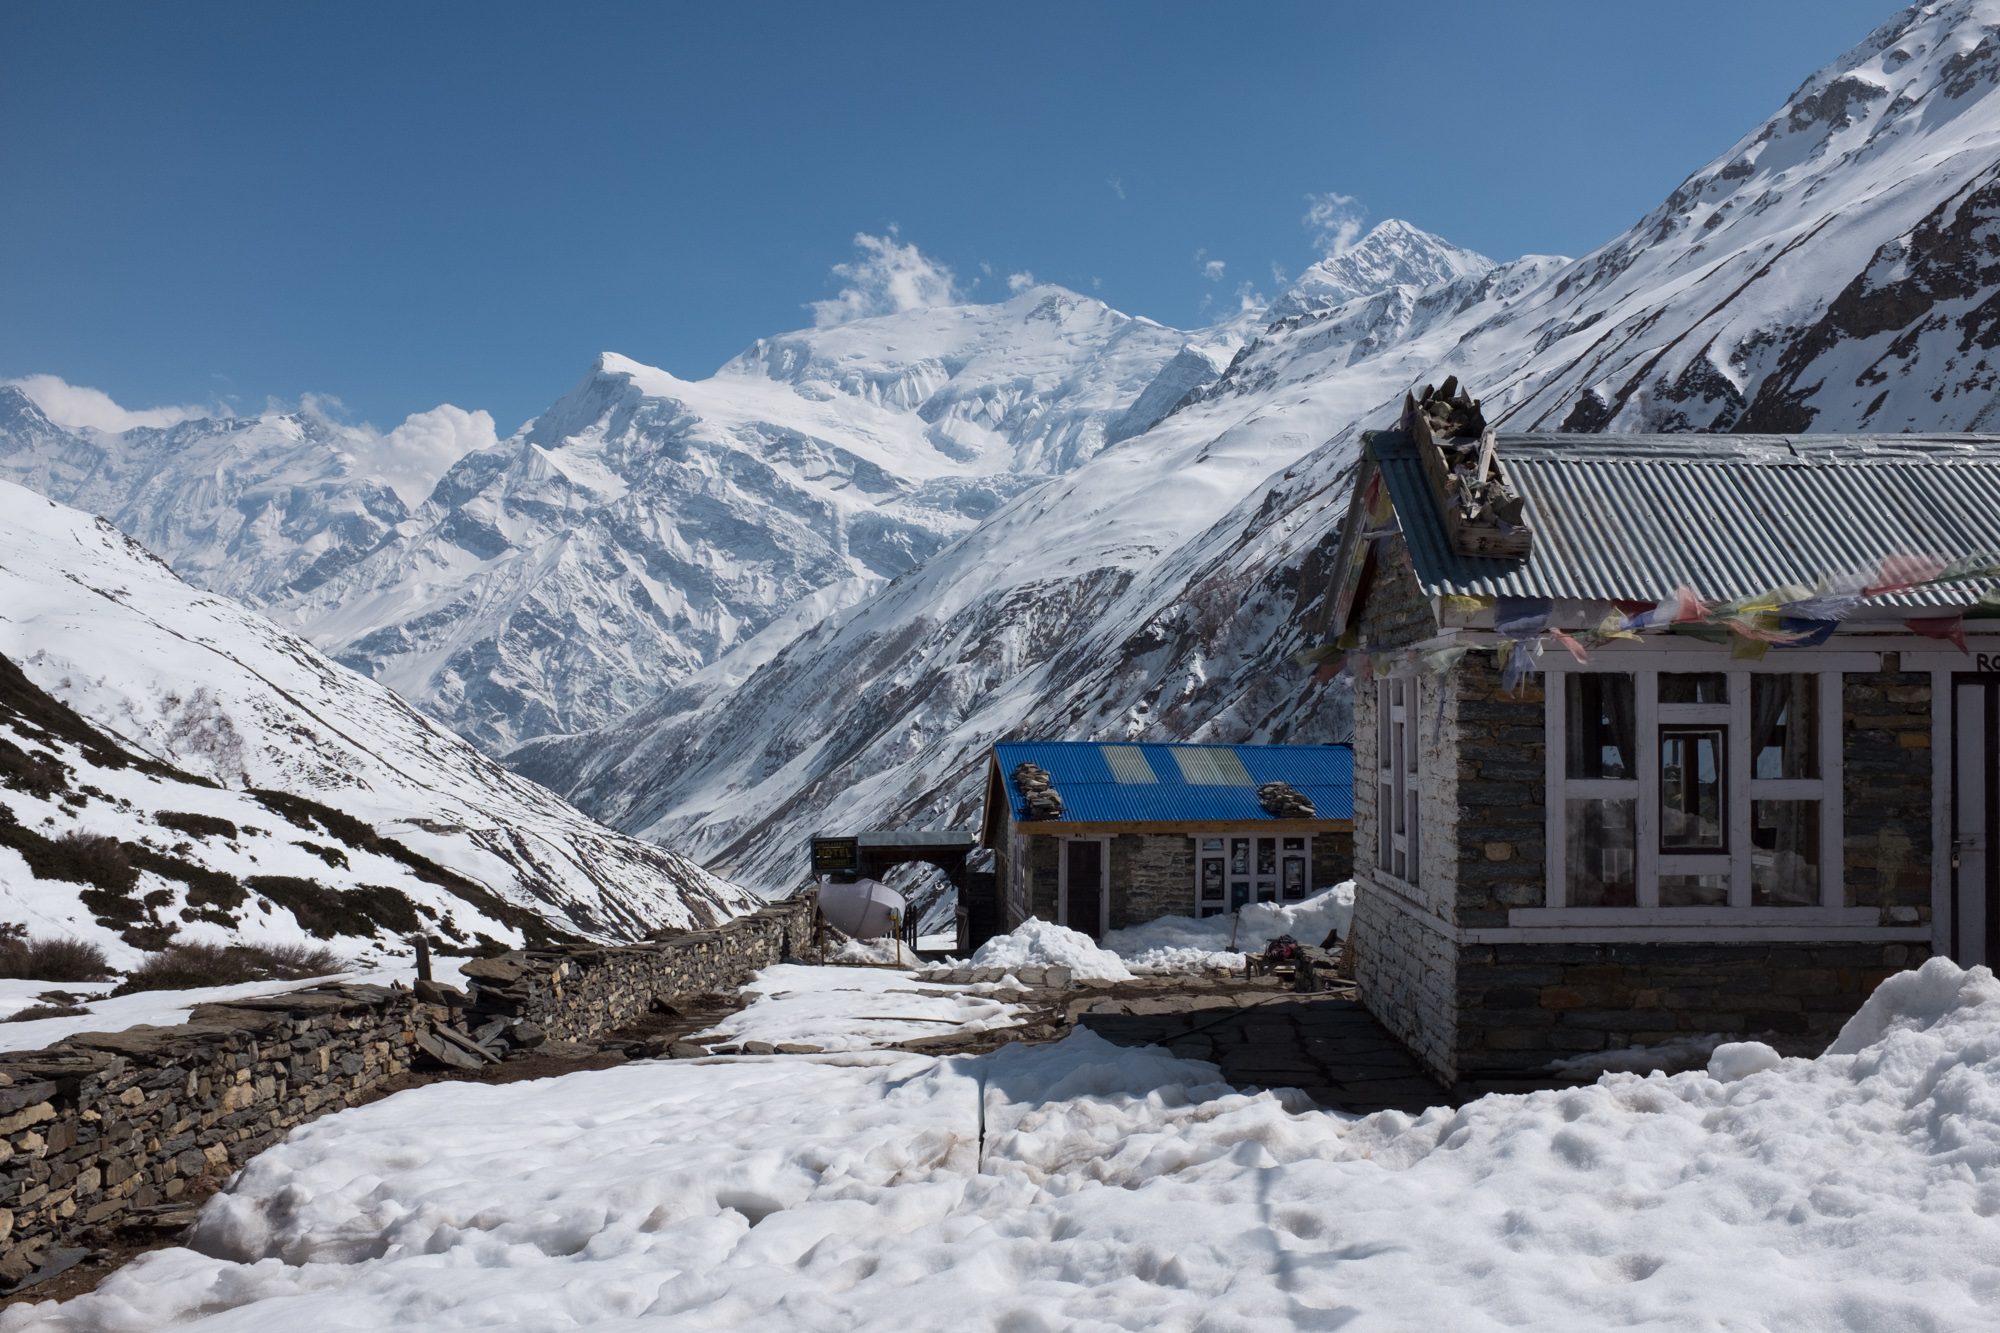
[953,884,1357,982]
[13,955,2000,1331]
[1103,883,1354,974]
[694,964,1024,1053]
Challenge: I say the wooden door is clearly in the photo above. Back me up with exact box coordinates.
[1062,839,1107,940]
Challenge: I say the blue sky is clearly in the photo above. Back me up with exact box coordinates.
[3,1,1898,433]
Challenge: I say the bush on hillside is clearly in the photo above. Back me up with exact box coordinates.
[0,923,114,981]
[115,940,348,994]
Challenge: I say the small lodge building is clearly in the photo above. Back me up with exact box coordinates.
[980,740,1354,940]
[1325,383,2000,1085]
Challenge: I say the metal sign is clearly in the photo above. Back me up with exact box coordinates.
[810,836,860,881]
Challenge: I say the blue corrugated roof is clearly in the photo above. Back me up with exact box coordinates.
[991,741,1354,824]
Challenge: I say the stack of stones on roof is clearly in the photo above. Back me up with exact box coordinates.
[1405,377,1530,558]
[1011,762,1063,819]
[0,895,813,1292]
[1257,781,1316,819]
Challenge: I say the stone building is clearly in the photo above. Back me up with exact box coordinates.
[980,741,1354,939]
[1326,415,2000,1085]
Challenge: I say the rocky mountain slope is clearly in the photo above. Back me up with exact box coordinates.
[514,0,2000,900]
[0,482,754,953]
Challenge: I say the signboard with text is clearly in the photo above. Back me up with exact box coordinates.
[810,836,860,881]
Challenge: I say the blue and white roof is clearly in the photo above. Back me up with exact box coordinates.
[988,740,1354,827]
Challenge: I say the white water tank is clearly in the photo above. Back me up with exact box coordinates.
[818,877,906,939]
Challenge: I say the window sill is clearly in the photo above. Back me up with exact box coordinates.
[1508,906,1879,928]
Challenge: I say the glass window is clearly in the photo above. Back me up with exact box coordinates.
[1752,801,1820,906]
[1282,836,1305,851]
[1201,858,1225,901]
[1201,837,1223,852]
[1282,856,1306,900]
[1660,727,1726,851]
[1566,798,1636,906]
[1565,673,1635,779]
[1659,872,1729,907]
[1661,672,1728,704]
[1231,838,1249,875]
[1752,675,1819,779]
[1256,840,1277,876]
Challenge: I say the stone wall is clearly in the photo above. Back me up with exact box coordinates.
[1844,663,1933,923]
[1456,940,1926,1079]
[1111,833,1196,927]
[1312,831,1354,893]
[1352,885,1457,1079]
[0,896,814,1287]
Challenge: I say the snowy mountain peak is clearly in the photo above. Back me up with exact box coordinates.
[1268,219,1496,321]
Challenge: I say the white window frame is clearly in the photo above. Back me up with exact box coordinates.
[1375,673,1420,888]
[1535,653,1853,925]
[1193,831,1314,916]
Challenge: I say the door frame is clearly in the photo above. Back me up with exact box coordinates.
[1057,836,1111,938]
[1949,670,2000,965]
[1909,639,2000,960]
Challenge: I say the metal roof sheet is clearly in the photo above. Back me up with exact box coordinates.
[991,740,1354,825]
[1370,430,2000,609]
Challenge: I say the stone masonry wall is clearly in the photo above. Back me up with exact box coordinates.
[1112,834,1196,928]
[1449,656,1547,925]
[1455,940,1926,1080]
[1313,831,1354,893]
[1844,664,1933,924]
[1352,886,1457,1080]
[0,896,814,1287]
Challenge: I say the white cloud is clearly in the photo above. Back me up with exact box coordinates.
[1194,249,1227,282]
[355,404,498,506]
[1107,175,1126,200]
[1007,271,1037,293]
[810,229,963,326]
[1303,191,1367,255]
[3,373,209,432]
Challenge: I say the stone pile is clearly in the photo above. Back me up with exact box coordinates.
[1010,763,1063,819]
[1256,781,1316,819]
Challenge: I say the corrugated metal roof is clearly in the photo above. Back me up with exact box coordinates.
[992,740,1354,824]
[1371,430,2000,609]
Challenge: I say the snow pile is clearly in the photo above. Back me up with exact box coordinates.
[694,964,1023,1053]
[18,956,2000,1330]
[1102,881,1355,974]
[968,917,1133,982]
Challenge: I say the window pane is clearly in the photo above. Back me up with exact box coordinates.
[1752,675,1819,779]
[1661,672,1728,704]
[1232,838,1250,875]
[1377,784,1392,870]
[1659,872,1729,906]
[1405,679,1421,766]
[1407,791,1420,882]
[1201,858,1225,901]
[1282,856,1306,900]
[1565,673,1635,779]
[1566,798,1636,907]
[1661,727,1726,851]
[1282,836,1305,851]
[1752,800,1820,906]
[1201,837,1223,852]
[1256,840,1277,876]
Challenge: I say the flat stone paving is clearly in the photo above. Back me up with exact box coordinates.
[1080,991,1452,1116]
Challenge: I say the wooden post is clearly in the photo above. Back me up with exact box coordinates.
[412,934,432,984]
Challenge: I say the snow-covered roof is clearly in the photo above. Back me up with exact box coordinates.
[1370,430,2000,610]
